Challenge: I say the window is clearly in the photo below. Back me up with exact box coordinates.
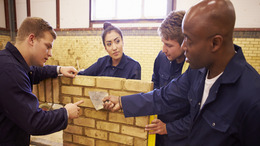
[91,0,172,21]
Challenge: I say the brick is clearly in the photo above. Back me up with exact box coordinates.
[85,127,108,140]
[53,78,60,103]
[134,138,147,146]
[96,121,120,133]
[109,112,134,125]
[63,142,78,146]
[45,78,52,102]
[123,79,153,92]
[61,77,72,85]
[32,85,38,97]
[63,132,72,142]
[73,97,94,108]
[38,81,45,102]
[96,77,124,90]
[61,86,82,96]
[73,135,95,146]
[121,125,147,139]
[109,90,137,96]
[109,133,133,145]
[84,108,107,120]
[96,140,119,146]
[61,96,72,104]
[135,116,149,127]
[84,87,108,96]
[64,125,83,135]
[74,117,95,128]
[73,75,96,87]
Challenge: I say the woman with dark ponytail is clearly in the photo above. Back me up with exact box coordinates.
[78,22,141,79]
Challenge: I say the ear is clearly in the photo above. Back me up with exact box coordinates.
[211,35,223,52]
[27,33,35,46]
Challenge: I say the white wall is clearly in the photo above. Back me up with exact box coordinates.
[0,0,6,28]
[31,0,56,28]
[176,0,260,28]
[60,0,90,28]
[15,0,27,29]
[12,0,260,29]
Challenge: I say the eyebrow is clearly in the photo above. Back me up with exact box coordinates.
[106,37,119,43]
[45,43,52,48]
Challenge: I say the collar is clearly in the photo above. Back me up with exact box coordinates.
[6,42,31,73]
[220,44,245,84]
[198,45,245,84]
[105,53,128,69]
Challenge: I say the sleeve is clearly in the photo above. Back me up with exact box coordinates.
[152,52,161,89]
[78,61,100,76]
[31,65,58,84]
[0,65,68,135]
[241,101,260,145]
[166,114,191,140]
[122,71,190,117]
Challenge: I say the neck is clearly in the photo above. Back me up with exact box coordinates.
[15,42,31,66]
[176,54,185,64]
[112,58,121,66]
[207,44,235,79]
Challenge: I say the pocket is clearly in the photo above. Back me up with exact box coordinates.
[202,110,230,133]
[158,71,170,87]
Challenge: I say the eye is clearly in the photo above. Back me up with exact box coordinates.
[116,39,120,44]
[106,42,111,46]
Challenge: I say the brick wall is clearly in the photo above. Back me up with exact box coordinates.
[0,34,11,50]
[33,75,154,146]
[47,30,260,82]
[233,38,260,72]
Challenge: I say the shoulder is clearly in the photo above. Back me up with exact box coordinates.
[0,50,20,70]
[124,55,141,67]
[97,55,110,63]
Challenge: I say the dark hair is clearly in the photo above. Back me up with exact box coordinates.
[101,22,123,46]
[16,17,56,43]
[158,10,185,45]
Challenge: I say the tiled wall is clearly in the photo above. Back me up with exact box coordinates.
[33,76,154,146]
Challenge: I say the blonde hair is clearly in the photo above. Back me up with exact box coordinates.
[16,17,56,43]
[158,10,185,45]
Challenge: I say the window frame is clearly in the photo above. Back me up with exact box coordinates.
[89,0,176,28]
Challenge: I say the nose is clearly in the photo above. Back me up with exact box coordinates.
[112,43,117,50]
[47,49,52,57]
[162,45,167,53]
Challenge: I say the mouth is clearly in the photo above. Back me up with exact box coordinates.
[113,52,120,56]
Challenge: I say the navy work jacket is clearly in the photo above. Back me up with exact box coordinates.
[122,45,260,146]
[152,50,184,89]
[152,50,187,146]
[78,53,141,80]
[0,42,68,145]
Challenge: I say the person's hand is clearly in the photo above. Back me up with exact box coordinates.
[60,66,78,78]
[103,95,121,112]
[145,119,167,135]
[65,100,84,119]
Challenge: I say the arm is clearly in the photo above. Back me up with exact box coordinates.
[103,71,190,117]
[0,66,82,135]
[78,61,100,76]
[31,65,77,84]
